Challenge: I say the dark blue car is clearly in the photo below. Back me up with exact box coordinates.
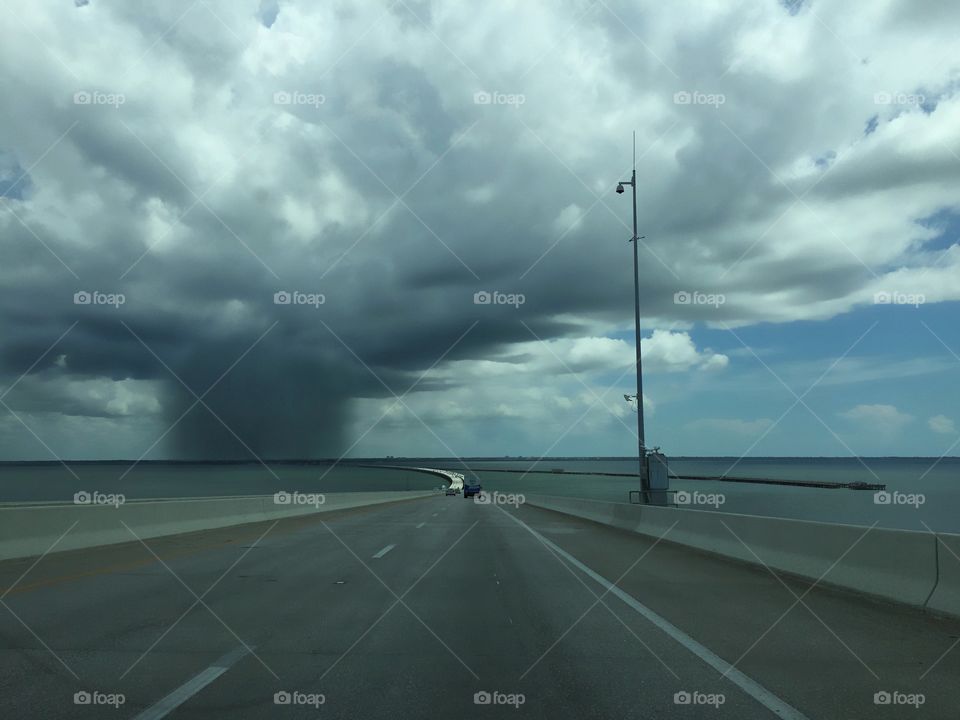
[463,482,482,498]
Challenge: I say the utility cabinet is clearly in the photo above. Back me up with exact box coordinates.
[647,451,670,506]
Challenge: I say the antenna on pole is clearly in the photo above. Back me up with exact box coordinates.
[633,130,636,173]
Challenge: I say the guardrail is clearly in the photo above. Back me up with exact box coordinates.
[350,464,466,491]
[928,533,960,619]
[523,494,960,620]
[0,490,435,562]
[406,467,465,491]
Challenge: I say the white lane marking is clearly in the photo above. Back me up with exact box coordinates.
[416,522,426,529]
[372,543,396,559]
[133,646,250,720]
[498,507,811,720]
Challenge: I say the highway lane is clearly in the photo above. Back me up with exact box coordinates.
[1,494,958,718]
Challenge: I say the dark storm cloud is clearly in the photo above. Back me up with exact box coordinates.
[1,0,957,459]
[375,62,459,156]
[0,151,31,199]
[163,336,355,459]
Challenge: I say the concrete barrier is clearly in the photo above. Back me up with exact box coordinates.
[408,467,465,490]
[525,495,942,614]
[0,491,435,561]
[926,532,960,619]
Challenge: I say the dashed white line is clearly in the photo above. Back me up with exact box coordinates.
[416,522,426,529]
[372,544,396,559]
[133,646,251,720]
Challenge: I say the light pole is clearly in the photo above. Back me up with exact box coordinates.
[616,132,649,503]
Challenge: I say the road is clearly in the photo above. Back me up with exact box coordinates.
[1,494,958,718]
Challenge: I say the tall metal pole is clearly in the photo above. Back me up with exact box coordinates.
[629,132,648,501]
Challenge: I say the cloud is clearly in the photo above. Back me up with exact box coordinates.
[0,0,957,457]
[928,414,956,435]
[3,374,162,419]
[552,204,584,235]
[643,330,729,372]
[427,331,726,381]
[840,404,914,434]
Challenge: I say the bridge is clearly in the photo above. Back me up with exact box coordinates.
[0,469,957,718]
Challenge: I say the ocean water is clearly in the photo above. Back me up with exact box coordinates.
[0,463,439,503]
[0,457,955,533]
[424,457,960,533]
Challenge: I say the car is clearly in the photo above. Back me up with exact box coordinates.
[463,482,482,498]
[445,487,457,496]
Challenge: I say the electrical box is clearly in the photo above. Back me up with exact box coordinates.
[647,451,670,506]
[628,451,670,505]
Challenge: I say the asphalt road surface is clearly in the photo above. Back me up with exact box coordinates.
[1,494,958,718]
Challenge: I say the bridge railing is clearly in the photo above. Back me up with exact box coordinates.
[522,494,960,621]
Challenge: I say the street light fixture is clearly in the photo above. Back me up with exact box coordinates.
[617,131,650,503]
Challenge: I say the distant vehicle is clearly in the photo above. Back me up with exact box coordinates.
[445,487,458,496]
[463,482,482,498]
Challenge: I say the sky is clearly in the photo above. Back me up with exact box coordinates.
[0,0,958,461]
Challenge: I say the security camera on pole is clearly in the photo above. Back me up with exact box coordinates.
[617,133,669,506]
